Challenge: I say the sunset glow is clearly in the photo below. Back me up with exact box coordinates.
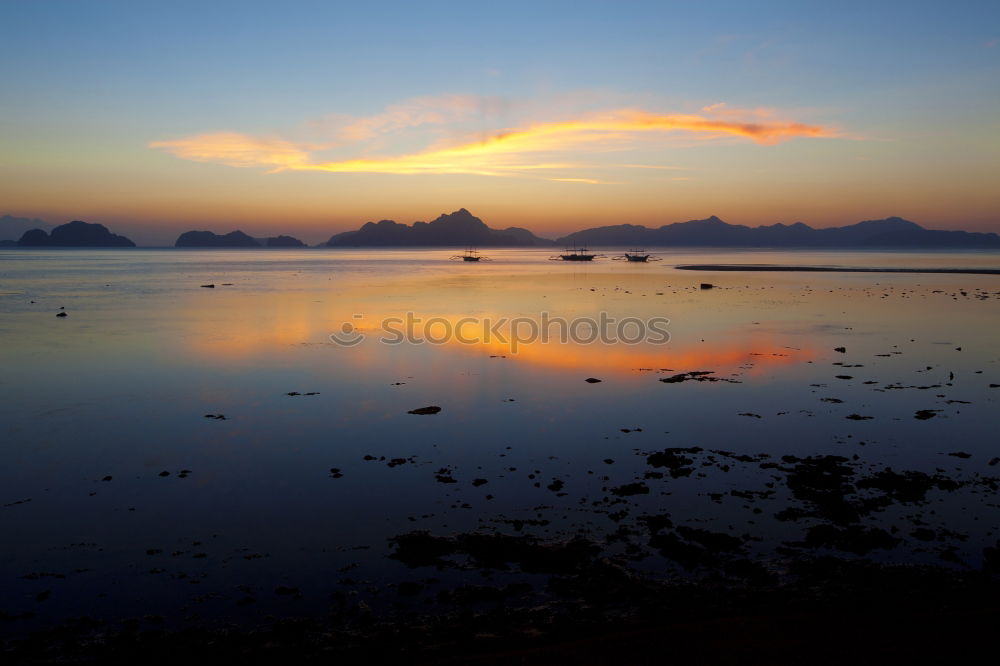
[1,2,996,244]
[151,108,834,178]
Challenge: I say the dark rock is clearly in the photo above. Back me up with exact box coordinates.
[389,531,599,574]
[397,581,423,597]
[802,524,900,555]
[610,482,649,496]
[984,541,1000,572]
[856,468,960,503]
[408,406,441,415]
[648,532,714,569]
[676,526,744,552]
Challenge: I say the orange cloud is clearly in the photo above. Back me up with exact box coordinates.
[150,105,835,179]
[149,132,310,171]
[549,177,612,184]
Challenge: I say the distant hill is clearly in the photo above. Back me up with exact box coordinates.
[1,215,52,241]
[556,216,1000,248]
[263,235,307,247]
[175,230,261,247]
[325,208,555,247]
[17,220,135,247]
[174,230,307,247]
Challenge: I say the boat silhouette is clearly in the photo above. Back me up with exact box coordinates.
[450,248,491,262]
[613,249,662,262]
[550,244,602,261]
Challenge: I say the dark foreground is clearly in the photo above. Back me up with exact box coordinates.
[4,564,999,665]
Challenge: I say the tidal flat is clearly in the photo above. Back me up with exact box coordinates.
[2,248,999,662]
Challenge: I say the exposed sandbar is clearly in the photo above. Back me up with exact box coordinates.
[675,264,1000,275]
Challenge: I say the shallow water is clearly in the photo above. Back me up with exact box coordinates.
[1,247,999,629]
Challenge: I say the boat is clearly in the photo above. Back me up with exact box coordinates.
[550,245,601,261]
[450,248,491,262]
[613,249,662,262]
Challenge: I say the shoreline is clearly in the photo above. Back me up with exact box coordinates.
[675,264,1000,274]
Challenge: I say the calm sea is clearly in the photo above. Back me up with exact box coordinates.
[1,247,999,629]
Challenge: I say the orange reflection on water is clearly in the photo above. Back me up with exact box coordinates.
[371,314,814,375]
[179,296,338,360]
[177,294,816,376]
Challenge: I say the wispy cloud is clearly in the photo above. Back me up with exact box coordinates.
[150,99,836,179]
[548,177,617,185]
[311,93,508,142]
[149,132,310,171]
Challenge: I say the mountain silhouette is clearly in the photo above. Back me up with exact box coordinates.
[1,214,52,241]
[556,216,1000,248]
[325,208,554,247]
[175,230,261,247]
[264,235,307,247]
[17,220,135,247]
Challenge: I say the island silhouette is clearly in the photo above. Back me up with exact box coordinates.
[174,230,308,247]
[555,215,1000,248]
[5,211,999,249]
[15,220,135,247]
[324,208,553,247]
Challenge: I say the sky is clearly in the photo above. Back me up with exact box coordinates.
[1,0,998,245]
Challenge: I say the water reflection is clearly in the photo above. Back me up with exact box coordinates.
[1,248,998,635]
[174,286,818,375]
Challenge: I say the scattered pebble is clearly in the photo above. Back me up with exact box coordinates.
[408,406,441,415]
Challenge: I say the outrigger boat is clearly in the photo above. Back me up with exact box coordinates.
[613,249,662,262]
[450,248,491,262]
[550,245,602,261]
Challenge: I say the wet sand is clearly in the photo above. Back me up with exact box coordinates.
[676,264,1000,274]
